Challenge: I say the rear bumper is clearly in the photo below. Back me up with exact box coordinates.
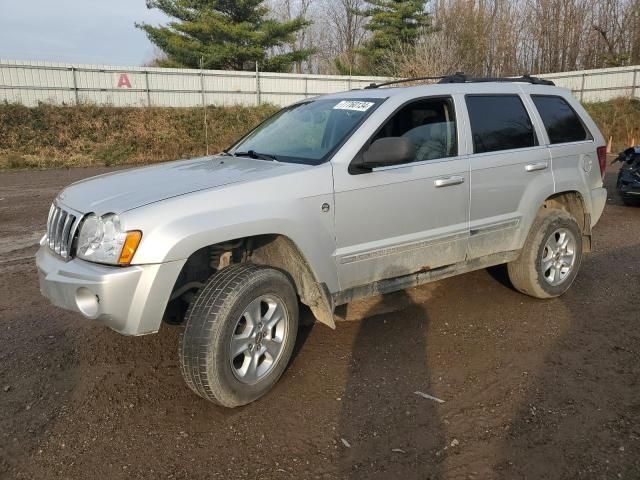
[36,246,184,335]
[590,187,607,226]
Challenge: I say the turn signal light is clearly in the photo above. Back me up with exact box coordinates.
[118,231,142,266]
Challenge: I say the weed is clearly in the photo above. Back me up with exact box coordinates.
[0,103,277,170]
[2,99,638,170]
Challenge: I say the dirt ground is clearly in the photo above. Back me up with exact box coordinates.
[1,164,639,480]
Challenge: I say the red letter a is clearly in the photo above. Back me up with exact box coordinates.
[117,73,132,88]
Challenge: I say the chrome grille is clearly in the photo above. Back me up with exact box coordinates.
[46,203,81,260]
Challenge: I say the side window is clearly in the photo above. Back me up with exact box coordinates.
[373,97,458,163]
[531,95,591,144]
[465,95,538,154]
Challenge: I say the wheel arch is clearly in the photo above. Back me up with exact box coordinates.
[542,190,591,252]
[165,234,336,329]
[249,234,335,328]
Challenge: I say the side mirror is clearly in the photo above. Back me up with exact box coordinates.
[361,137,416,169]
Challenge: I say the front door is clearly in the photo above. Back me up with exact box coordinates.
[332,96,470,290]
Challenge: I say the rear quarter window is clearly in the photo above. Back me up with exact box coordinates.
[465,95,538,154]
[531,95,591,144]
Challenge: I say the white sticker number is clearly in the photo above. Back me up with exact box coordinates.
[333,101,375,112]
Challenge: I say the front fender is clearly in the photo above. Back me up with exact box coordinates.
[120,164,340,293]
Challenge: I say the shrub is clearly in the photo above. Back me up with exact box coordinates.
[0,103,277,169]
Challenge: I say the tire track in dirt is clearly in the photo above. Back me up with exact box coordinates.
[1,165,638,479]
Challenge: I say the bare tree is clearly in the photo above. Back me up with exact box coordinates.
[268,0,637,76]
[386,0,639,78]
[323,0,369,74]
[270,0,316,72]
[382,28,460,77]
[268,0,365,74]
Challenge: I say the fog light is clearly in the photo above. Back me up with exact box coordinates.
[75,287,99,318]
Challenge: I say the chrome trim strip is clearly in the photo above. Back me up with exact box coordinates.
[470,218,520,236]
[54,210,66,254]
[60,213,74,257]
[340,230,468,265]
[48,207,60,250]
[67,216,82,258]
[45,202,82,260]
[46,204,55,242]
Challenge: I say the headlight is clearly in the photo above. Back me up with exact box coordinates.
[76,213,142,266]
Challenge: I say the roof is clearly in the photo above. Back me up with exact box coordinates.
[318,80,570,102]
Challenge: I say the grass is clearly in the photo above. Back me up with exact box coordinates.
[0,103,277,170]
[0,98,638,170]
[584,98,640,152]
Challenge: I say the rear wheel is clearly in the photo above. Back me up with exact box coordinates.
[507,208,583,298]
[179,264,299,407]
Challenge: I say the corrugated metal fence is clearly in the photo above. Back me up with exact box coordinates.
[541,65,640,102]
[0,60,388,108]
[1,59,638,107]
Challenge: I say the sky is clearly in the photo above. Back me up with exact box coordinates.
[0,0,169,66]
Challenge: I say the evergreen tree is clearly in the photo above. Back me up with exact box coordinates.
[137,0,313,72]
[360,0,430,73]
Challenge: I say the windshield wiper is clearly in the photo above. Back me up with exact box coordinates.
[233,150,278,161]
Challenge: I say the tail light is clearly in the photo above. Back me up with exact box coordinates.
[596,146,607,179]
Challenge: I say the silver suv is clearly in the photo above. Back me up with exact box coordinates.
[36,75,608,407]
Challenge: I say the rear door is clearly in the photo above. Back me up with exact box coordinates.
[530,94,597,196]
[464,93,554,259]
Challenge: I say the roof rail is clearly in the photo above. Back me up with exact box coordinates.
[364,75,446,89]
[365,72,554,89]
[438,73,555,86]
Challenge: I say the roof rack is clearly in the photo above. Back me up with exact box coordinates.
[365,75,446,89]
[365,72,554,89]
[439,73,555,86]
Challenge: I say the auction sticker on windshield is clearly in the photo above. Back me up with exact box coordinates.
[333,101,375,112]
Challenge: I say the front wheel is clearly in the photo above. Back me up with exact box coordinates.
[179,264,299,407]
[507,208,583,299]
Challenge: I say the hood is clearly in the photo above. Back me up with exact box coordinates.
[57,156,308,215]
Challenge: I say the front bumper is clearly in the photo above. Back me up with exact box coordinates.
[619,184,640,199]
[617,170,640,199]
[36,247,185,335]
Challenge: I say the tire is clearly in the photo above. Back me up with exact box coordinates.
[179,263,299,407]
[507,208,583,299]
[622,195,640,207]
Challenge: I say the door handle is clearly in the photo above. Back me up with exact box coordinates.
[434,175,465,188]
[525,162,548,172]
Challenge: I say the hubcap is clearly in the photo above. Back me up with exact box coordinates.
[229,295,288,384]
[541,228,577,286]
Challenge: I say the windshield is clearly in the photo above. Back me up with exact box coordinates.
[230,98,385,165]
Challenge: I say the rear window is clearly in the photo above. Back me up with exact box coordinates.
[531,95,591,144]
[465,95,537,153]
